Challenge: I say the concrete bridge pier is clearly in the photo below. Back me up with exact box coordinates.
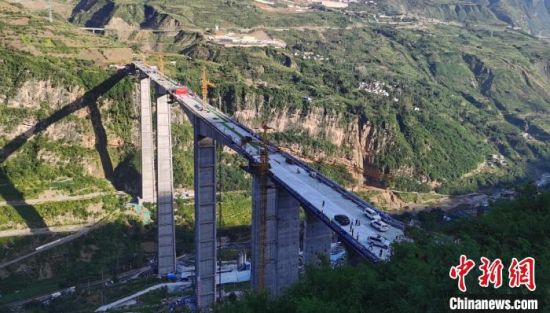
[156,94,176,276]
[194,129,217,308]
[274,186,300,294]
[304,211,332,265]
[139,77,155,203]
[251,175,300,295]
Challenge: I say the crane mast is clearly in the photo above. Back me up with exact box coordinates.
[201,65,215,104]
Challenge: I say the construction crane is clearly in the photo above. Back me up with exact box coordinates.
[158,53,165,74]
[257,123,272,291]
[259,124,272,176]
[201,65,215,104]
[139,53,165,73]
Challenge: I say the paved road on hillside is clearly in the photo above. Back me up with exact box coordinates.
[0,191,122,207]
[0,215,112,270]
[0,223,97,238]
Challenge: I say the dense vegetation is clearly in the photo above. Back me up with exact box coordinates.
[0,45,138,200]
[171,121,252,192]
[6,0,549,199]
[218,188,550,313]
[0,195,120,230]
[176,192,251,228]
[0,216,156,309]
[167,22,550,193]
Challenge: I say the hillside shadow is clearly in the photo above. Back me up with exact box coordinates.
[0,170,47,230]
[89,100,114,180]
[89,90,141,197]
[0,70,129,231]
[112,152,142,197]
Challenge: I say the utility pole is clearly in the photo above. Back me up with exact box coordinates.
[158,53,165,74]
[48,0,53,23]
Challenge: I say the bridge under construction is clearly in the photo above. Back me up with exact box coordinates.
[132,62,405,308]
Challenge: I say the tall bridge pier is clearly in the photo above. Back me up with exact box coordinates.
[139,78,155,203]
[250,175,300,295]
[194,119,218,307]
[139,80,176,276]
[133,62,405,310]
[136,71,357,306]
[304,211,332,265]
[155,93,177,275]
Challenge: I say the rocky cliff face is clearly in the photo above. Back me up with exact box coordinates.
[1,80,86,140]
[71,0,182,30]
[214,90,394,185]
[0,73,140,189]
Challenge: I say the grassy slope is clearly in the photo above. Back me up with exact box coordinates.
[0,45,137,198]
[0,1,131,63]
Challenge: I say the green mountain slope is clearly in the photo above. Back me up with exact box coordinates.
[380,0,550,37]
[8,0,550,194]
[185,24,550,193]
[69,0,349,29]
[68,0,550,37]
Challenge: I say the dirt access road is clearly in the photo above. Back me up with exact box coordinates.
[0,191,121,207]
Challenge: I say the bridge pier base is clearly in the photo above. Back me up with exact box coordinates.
[156,94,176,276]
[344,245,365,266]
[194,133,217,308]
[304,211,332,265]
[140,78,155,203]
[251,175,300,295]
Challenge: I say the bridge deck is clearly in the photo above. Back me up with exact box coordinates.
[133,62,405,261]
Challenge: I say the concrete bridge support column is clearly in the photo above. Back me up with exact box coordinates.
[344,245,364,266]
[251,175,277,293]
[194,132,217,308]
[140,78,155,203]
[156,94,176,276]
[304,211,332,265]
[274,187,300,294]
[251,175,300,295]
